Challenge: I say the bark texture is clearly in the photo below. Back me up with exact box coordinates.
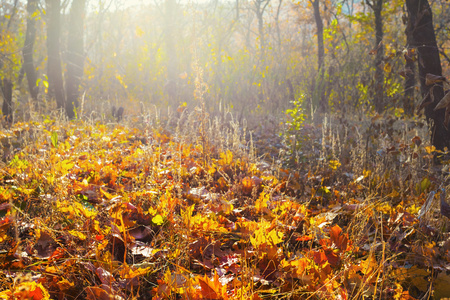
[312,0,324,72]
[164,0,177,103]
[405,0,448,151]
[1,79,13,123]
[65,0,86,119]
[23,0,39,102]
[46,0,65,111]
[367,0,384,113]
[311,0,326,112]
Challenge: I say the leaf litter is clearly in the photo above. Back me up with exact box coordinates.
[0,115,449,299]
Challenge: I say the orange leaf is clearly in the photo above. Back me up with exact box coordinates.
[242,176,253,194]
[198,273,227,300]
[330,225,348,251]
[296,235,313,242]
[12,282,50,300]
[86,286,113,300]
[198,278,220,299]
[324,249,341,267]
[360,254,377,276]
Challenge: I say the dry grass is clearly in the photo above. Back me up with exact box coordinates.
[0,102,449,299]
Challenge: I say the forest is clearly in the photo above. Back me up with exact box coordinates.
[1,0,450,299]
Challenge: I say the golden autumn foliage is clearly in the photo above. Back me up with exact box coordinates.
[0,116,449,300]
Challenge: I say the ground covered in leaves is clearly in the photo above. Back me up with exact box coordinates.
[0,116,449,299]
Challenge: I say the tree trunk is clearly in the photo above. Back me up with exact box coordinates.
[275,0,283,52]
[405,0,448,151]
[164,0,177,104]
[46,0,65,112]
[65,0,86,119]
[311,0,326,112]
[6,0,19,30]
[255,2,264,55]
[23,0,39,102]
[312,0,324,71]
[253,0,269,57]
[367,0,384,113]
[1,78,13,124]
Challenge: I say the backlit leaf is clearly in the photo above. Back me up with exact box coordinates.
[152,214,164,225]
[68,230,87,240]
[51,131,58,148]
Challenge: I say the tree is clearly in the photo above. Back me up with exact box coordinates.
[164,0,177,104]
[273,0,283,52]
[311,0,324,72]
[366,0,384,113]
[65,0,86,119]
[1,0,20,123]
[46,0,65,113]
[405,0,449,152]
[252,0,270,56]
[310,0,326,112]
[1,78,13,123]
[23,0,39,102]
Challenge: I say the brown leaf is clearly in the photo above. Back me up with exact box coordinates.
[369,41,383,55]
[96,267,115,285]
[425,73,447,86]
[330,225,348,251]
[434,91,450,111]
[35,230,57,259]
[417,92,433,112]
[325,249,341,267]
[412,136,422,147]
[399,68,413,78]
[86,286,119,300]
[0,202,10,211]
[418,191,435,220]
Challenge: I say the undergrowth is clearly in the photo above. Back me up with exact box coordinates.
[0,108,449,300]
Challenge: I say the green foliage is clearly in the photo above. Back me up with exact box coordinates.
[51,131,58,148]
[9,155,28,171]
[284,93,308,155]
[285,94,307,132]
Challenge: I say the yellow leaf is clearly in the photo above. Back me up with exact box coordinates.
[267,229,284,245]
[135,26,144,37]
[360,254,377,276]
[425,146,436,154]
[55,159,74,176]
[99,188,114,200]
[124,266,152,279]
[152,214,164,225]
[391,266,429,293]
[255,191,269,213]
[329,160,341,170]
[218,149,233,166]
[57,278,74,291]
[68,230,87,240]
[250,221,283,248]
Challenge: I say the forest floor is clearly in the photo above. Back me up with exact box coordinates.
[0,111,449,300]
